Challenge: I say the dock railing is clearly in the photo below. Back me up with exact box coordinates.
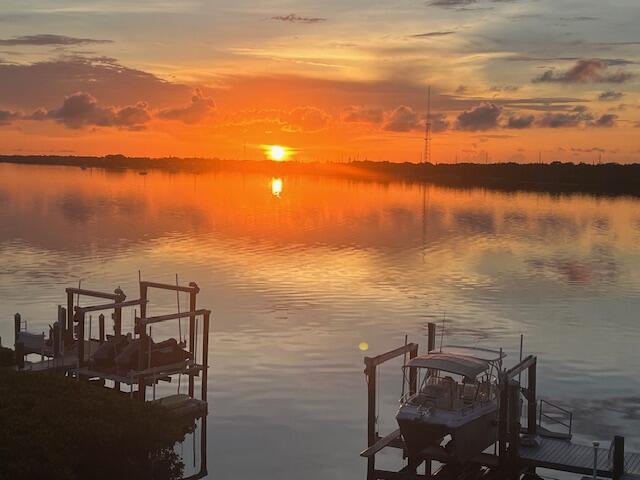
[538,398,573,437]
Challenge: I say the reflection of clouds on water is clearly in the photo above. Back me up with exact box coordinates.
[453,209,495,234]
[525,244,619,286]
[536,213,581,238]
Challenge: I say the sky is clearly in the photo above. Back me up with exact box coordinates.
[0,0,638,163]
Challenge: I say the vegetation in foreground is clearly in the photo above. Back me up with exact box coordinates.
[0,367,186,480]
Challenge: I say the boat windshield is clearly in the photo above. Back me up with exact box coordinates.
[408,371,495,411]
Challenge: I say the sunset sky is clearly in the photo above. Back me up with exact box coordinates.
[0,0,638,163]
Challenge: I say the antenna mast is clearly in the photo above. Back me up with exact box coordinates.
[423,86,432,164]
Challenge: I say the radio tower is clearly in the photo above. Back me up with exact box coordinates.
[423,86,432,164]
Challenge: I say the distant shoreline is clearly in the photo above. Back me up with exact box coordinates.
[2,154,640,197]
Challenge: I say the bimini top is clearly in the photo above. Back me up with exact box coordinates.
[405,353,490,378]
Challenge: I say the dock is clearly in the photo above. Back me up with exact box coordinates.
[12,277,212,479]
[361,323,639,480]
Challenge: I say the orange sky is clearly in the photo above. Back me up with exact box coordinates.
[0,1,638,163]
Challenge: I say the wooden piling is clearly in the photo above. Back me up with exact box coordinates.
[98,314,105,344]
[67,290,74,335]
[77,311,86,368]
[15,341,25,370]
[613,436,625,480]
[14,313,21,346]
[507,381,521,480]
[188,287,197,397]
[201,311,210,404]
[527,361,537,435]
[427,323,436,353]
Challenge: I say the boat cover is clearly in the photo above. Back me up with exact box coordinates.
[405,353,489,378]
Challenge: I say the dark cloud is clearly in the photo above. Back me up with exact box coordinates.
[0,56,191,111]
[342,106,384,124]
[285,106,330,132]
[271,14,326,24]
[598,90,623,101]
[0,109,20,125]
[384,105,420,132]
[0,34,112,47]
[456,103,501,131]
[506,114,534,129]
[592,113,617,128]
[538,106,592,128]
[490,85,519,92]
[157,90,216,124]
[411,31,455,38]
[533,59,634,84]
[37,92,151,129]
[428,0,476,6]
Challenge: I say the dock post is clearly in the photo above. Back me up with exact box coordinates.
[114,288,125,336]
[202,312,210,404]
[14,313,21,346]
[188,285,198,398]
[52,322,60,358]
[427,323,436,352]
[527,360,537,434]
[507,381,521,480]
[98,314,105,344]
[77,311,86,368]
[613,436,625,480]
[364,357,377,479]
[66,290,74,337]
[57,306,66,354]
[15,341,25,370]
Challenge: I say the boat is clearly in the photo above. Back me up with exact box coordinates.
[396,346,505,461]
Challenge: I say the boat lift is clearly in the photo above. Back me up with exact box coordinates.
[361,323,638,480]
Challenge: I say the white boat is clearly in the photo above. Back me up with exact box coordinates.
[396,346,505,461]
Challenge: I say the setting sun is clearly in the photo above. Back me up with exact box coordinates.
[267,145,288,162]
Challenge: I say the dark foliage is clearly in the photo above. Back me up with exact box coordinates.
[0,369,185,480]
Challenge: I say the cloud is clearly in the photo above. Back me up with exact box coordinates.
[0,56,190,111]
[592,113,617,128]
[533,59,634,84]
[271,14,326,24]
[37,92,151,129]
[0,109,20,125]
[538,106,592,128]
[342,106,384,124]
[384,105,420,132]
[598,90,623,101]
[411,31,455,38]
[0,34,112,46]
[456,103,501,131]
[285,106,329,131]
[506,114,534,129]
[428,0,476,7]
[157,90,216,124]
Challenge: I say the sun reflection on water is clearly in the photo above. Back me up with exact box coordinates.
[271,177,283,198]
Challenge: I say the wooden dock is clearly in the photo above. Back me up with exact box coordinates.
[361,324,639,480]
[520,437,640,477]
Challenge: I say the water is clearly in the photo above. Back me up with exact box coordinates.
[1,162,639,478]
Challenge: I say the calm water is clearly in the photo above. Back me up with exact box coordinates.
[1,163,640,478]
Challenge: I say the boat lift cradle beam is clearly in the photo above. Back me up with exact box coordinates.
[138,280,201,398]
[362,323,437,480]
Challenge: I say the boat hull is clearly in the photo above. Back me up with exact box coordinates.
[397,404,497,462]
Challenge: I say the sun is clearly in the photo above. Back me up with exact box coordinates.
[268,145,288,161]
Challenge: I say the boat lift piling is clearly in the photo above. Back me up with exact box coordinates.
[361,324,639,480]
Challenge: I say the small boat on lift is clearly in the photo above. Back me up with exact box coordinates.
[396,346,505,461]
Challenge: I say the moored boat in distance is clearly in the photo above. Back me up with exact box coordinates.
[396,346,505,461]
